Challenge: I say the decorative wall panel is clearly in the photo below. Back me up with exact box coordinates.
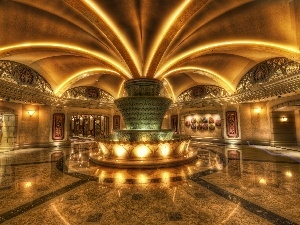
[226,111,239,138]
[171,115,178,133]
[52,113,65,140]
[183,113,221,137]
[113,115,120,130]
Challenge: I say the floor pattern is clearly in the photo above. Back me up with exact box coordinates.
[0,143,299,224]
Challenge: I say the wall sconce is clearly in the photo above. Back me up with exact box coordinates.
[281,117,287,122]
[27,110,35,116]
[285,171,292,177]
[254,107,261,114]
[259,178,267,185]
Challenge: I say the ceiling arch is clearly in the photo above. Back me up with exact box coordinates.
[64,0,141,77]
[0,44,129,77]
[162,67,234,94]
[55,68,121,97]
[155,42,300,78]
[0,0,300,107]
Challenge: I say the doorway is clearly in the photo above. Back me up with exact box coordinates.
[70,114,109,139]
[0,108,17,150]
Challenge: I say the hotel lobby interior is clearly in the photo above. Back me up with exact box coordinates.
[0,0,300,224]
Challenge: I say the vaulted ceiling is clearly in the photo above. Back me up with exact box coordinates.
[1,0,300,107]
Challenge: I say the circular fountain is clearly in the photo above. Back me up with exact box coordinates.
[90,78,197,168]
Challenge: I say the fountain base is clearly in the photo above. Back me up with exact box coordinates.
[90,135,197,168]
[89,149,198,168]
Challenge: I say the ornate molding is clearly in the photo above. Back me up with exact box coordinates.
[176,85,229,103]
[61,86,114,103]
[236,57,300,94]
[176,58,300,107]
[0,75,58,105]
[0,60,53,94]
[0,61,115,108]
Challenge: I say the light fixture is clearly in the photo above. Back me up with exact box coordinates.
[281,117,288,122]
[254,107,261,113]
[24,181,32,188]
[27,110,35,116]
[285,171,292,177]
[259,178,267,185]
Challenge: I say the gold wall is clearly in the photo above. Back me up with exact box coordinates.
[0,97,299,149]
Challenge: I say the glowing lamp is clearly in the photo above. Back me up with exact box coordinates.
[24,181,32,188]
[114,146,127,158]
[160,144,171,157]
[115,172,125,184]
[99,171,106,183]
[254,107,261,114]
[285,171,292,177]
[27,110,35,116]
[99,143,108,156]
[135,145,150,158]
[259,178,267,185]
[281,117,287,122]
[162,172,170,184]
[137,174,148,184]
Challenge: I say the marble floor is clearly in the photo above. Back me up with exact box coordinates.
[0,142,299,225]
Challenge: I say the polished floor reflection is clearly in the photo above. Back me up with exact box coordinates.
[0,143,299,225]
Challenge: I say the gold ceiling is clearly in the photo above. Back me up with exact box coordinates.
[0,0,300,105]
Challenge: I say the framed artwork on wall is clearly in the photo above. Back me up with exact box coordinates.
[113,115,120,130]
[171,115,178,133]
[52,113,65,140]
[226,111,239,138]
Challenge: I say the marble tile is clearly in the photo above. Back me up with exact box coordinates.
[0,144,299,224]
[0,163,80,215]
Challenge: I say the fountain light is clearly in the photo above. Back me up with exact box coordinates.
[135,145,150,158]
[99,171,106,183]
[115,172,126,184]
[160,144,171,157]
[114,146,127,158]
[162,172,170,185]
[137,174,148,184]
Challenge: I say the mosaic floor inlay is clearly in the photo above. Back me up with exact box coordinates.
[0,143,299,224]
